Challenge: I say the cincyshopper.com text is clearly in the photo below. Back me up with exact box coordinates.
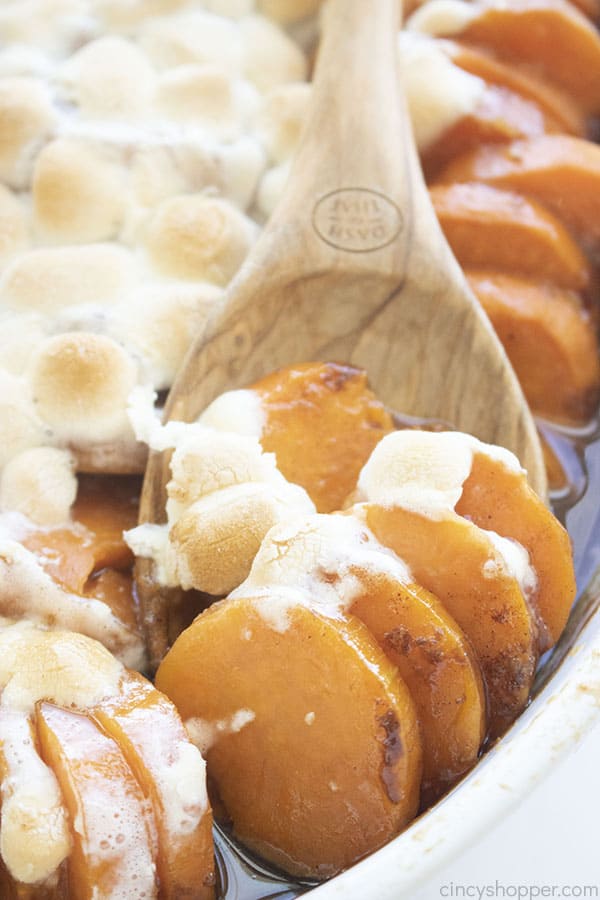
[440,883,599,899]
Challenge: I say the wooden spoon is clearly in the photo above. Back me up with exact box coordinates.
[136,0,547,670]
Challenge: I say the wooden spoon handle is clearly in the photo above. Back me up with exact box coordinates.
[270,0,411,265]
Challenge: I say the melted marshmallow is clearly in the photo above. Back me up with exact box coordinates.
[0,707,71,884]
[232,512,412,631]
[126,405,315,594]
[186,708,255,755]
[356,429,522,519]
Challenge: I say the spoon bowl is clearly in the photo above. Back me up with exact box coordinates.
[137,0,546,668]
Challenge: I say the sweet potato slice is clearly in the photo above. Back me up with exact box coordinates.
[350,574,486,805]
[252,362,394,513]
[35,702,158,900]
[466,270,600,424]
[362,504,537,737]
[21,475,138,592]
[430,184,592,291]
[436,136,600,259]
[443,40,586,136]
[94,671,215,900]
[156,597,422,879]
[433,0,600,115]
[21,526,96,596]
[421,84,562,180]
[456,451,577,653]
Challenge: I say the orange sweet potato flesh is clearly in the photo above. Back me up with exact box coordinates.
[36,702,158,900]
[93,671,215,900]
[436,136,600,259]
[455,0,600,115]
[252,362,394,512]
[71,475,139,572]
[466,270,600,424]
[430,183,592,291]
[456,452,577,653]
[156,597,422,879]
[421,84,562,180]
[362,505,537,737]
[349,573,485,805]
[444,40,586,137]
[21,474,140,631]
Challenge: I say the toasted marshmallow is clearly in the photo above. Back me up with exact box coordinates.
[198,388,265,436]
[257,0,323,24]
[1,243,136,313]
[155,64,259,139]
[0,185,28,266]
[0,621,123,713]
[95,0,188,29]
[32,138,126,241]
[127,408,315,593]
[356,430,522,518]
[256,159,290,219]
[0,447,77,525]
[0,373,46,468]
[405,0,477,36]
[0,77,56,189]
[140,11,244,73]
[166,431,277,518]
[170,480,313,594]
[0,311,49,375]
[255,82,311,163]
[240,15,307,91]
[30,332,138,444]
[58,36,156,120]
[144,193,256,284]
[109,281,223,390]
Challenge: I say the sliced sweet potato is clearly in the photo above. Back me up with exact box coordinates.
[430,184,592,291]
[35,702,158,900]
[422,83,562,180]
[94,671,215,900]
[436,136,600,259]
[443,40,586,136]
[350,573,486,805]
[156,597,422,879]
[456,451,577,652]
[21,475,139,594]
[466,270,600,424]
[253,362,394,513]
[444,0,600,115]
[362,504,538,737]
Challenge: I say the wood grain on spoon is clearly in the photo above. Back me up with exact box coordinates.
[137,0,546,669]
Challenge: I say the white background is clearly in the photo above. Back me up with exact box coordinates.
[412,718,600,899]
